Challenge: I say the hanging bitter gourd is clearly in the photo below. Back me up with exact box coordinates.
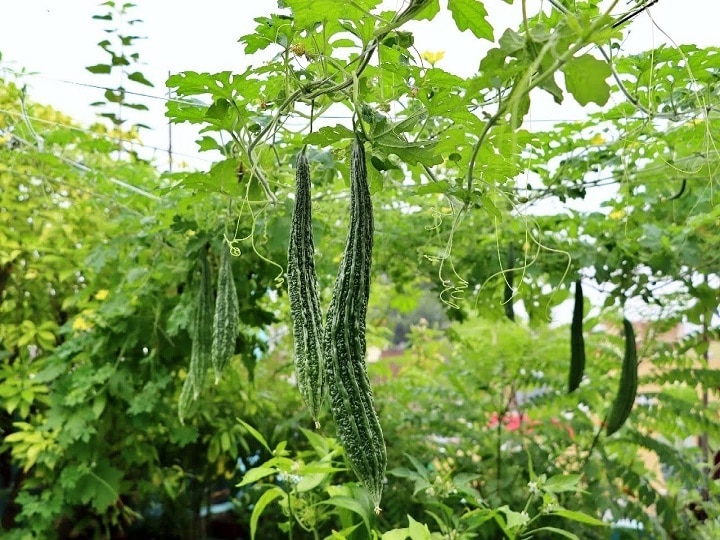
[503,243,515,322]
[178,373,198,424]
[190,248,214,398]
[211,242,240,383]
[323,136,386,513]
[287,149,325,426]
[178,248,214,420]
[568,280,586,393]
[605,318,638,435]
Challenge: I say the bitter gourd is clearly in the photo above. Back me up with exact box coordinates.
[211,242,240,383]
[287,149,325,425]
[503,243,515,322]
[190,248,213,399]
[568,280,586,393]
[178,373,198,424]
[606,318,638,435]
[323,136,386,513]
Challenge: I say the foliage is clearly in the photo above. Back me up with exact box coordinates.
[1,0,719,538]
[241,319,720,539]
[86,0,155,135]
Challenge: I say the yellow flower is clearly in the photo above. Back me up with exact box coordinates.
[421,50,445,66]
[590,133,605,145]
[95,289,110,301]
[72,316,93,331]
[609,209,626,220]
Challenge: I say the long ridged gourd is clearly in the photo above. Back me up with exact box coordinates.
[606,319,638,435]
[189,250,213,399]
[503,243,515,322]
[287,149,325,426]
[178,374,198,424]
[568,280,586,393]
[179,249,213,421]
[211,242,240,383]
[323,136,386,514]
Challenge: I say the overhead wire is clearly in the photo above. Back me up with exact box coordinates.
[11,69,715,126]
[0,106,214,164]
[15,71,201,107]
[5,130,162,201]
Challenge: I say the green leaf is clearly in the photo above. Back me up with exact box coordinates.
[205,98,231,122]
[295,471,327,492]
[404,453,430,479]
[409,0,440,21]
[285,0,381,29]
[240,15,294,53]
[447,0,494,41]
[320,495,371,535]
[111,54,130,66]
[196,136,222,152]
[325,524,362,539]
[250,487,284,540]
[304,124,354,146]
[299,427,330,456]
[416,181,451,195]
[498,28,525,53]
[460,508,496,528]
[124,102,149,111]
[238,467,277,487]
[86,64,112,74]
[127,71,154,87]
[497,505,530,530]
[237,418,272,453]
[529,526,579,539]
[374,135,442,166]
[562,54,611,106]
[552,509,607,526]
[408,515,432,540]
[74,460,122,513]
[381,529,409,540]
[543,473,582,493]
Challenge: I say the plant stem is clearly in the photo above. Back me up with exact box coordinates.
[244,1,423,204]
[577,413,606,475]
[496,383,516,496]
[287,489,294,540]
[464,0,621,197]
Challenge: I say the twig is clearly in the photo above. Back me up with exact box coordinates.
[612,0,660,29]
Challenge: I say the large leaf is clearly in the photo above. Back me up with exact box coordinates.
[250,487,285,540]
[448,0,494,41]
[285,0,382,29]
[562,54,611,106]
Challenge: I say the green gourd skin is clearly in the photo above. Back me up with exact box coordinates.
[190,250,213,399]
[503,243,515,322]
[178,374,198,424]
[178,249,213,421]
[288,149,325,426]
[568,280,586,393]
[323,136,386,513]
[211,242,240,384]
[606,318,638,436]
